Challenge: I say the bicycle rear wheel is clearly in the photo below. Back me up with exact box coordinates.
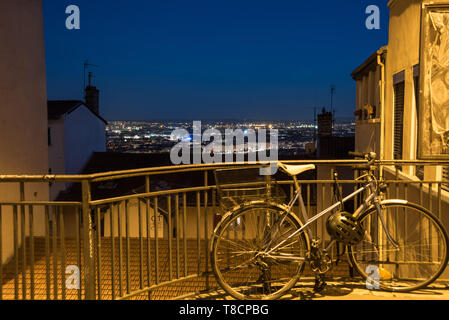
[348,201,449,292]
[211,202,309,300]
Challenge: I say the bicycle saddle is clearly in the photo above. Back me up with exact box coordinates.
[278,163,316,176]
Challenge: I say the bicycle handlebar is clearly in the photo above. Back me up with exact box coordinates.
[349,151,377,171]
[352,164,373,171]
[348,151,365,158]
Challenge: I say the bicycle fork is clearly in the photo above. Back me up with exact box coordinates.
[368,181,400,249]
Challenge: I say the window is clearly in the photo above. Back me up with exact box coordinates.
[393,71,405,166]
[48,127,51,146]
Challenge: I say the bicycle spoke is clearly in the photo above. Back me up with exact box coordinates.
[349,203,448,292]
[212,204,308,299]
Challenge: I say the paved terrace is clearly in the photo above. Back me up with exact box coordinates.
[1,237,448,300]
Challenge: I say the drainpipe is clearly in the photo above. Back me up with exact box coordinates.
[377,50,386,180]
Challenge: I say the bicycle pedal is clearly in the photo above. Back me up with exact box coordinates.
[311,239,322,248]
[313,278,327,293]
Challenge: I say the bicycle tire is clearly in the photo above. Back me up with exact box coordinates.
[210,202,309,300]
[348,200,449,292]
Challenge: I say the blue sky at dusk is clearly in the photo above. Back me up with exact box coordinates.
[42,1,389,121]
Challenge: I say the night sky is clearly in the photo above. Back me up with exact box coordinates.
[42,0,389,121]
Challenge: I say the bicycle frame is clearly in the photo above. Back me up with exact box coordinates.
[267,173,397,256]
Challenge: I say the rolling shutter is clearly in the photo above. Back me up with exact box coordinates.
[414,66,424,179]
[393,72,405,162]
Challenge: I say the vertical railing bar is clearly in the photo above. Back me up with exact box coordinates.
[204,194,209,288]
[20,209,26,299]
[81,180,95,300]
[60,207,66,300]
[419,182,423,206]
[52,207,58,300]
[76,207,82,300]
[395,168,399,198]
[203,172,209,290]
[13,205,19,300]
[438,183,442,220]
[295,182,300,220]
[96,206,102,300]
[45,206,50,300]
[183,193,187,277]
[110,204,116,300]
[321,183,325,246]
[428,182,433,263]
[145,176,151,300]
[353,170,358,216]
[168,195,172,281]
[175,194,180,280]
[196,191,201,276]
[29,205,34,300]
[20,182,26,300]
[154,197,159,285]
[212,188,217,273]
[0,205,2,300]
[307,183,314,235]
[404,183,408,263]
[145,197,151,300]
[417,180,423,262]
[125,200,130,294]
[394,169,399,262]
[138,198,144,291]
[438,183,442,260]
[117,201,123,297]
[330,169,335,252]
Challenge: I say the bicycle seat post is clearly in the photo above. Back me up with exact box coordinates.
[292,174,300,192]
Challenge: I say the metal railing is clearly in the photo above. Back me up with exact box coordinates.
[0,159,448,300]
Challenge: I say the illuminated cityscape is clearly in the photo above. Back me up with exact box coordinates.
[106,120,355,155]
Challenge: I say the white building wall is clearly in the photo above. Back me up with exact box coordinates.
[48,119,66,200]
[64,107,106,175]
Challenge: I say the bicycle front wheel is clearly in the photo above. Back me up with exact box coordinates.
[211,203,309,300]
[348,201,449,292]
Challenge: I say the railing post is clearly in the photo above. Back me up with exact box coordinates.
[82,180,96,300]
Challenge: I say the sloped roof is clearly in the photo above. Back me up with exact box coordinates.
[47,100,108,124]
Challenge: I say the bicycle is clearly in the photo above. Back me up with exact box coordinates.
[210,152,449,300]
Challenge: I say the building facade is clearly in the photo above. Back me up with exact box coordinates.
[0,0,49,262]
[352,0,449,265]
[353,0,449,180]
[48,101,107,200]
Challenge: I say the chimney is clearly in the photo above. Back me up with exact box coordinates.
[317,107,333,137]
[85,71,100,114]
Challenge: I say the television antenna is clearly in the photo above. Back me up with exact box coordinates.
[330,85,336,131]
[83,60,99,95]
[330,85,336,114]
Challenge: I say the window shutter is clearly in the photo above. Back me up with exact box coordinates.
[393,80,405,162]
[414,66,424,179]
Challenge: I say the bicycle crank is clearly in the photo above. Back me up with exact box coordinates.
[307,239,333,274]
